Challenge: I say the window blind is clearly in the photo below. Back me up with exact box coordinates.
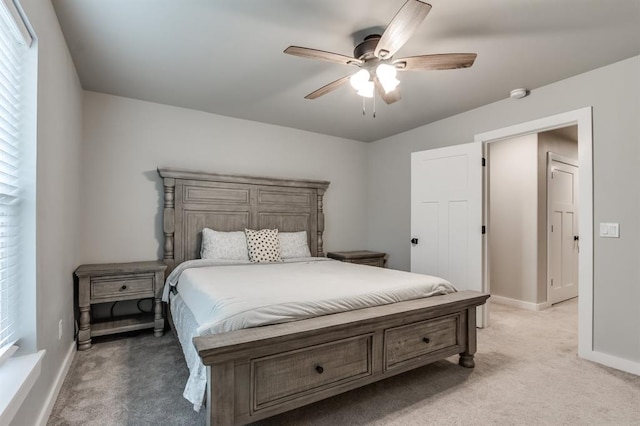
[0,1,27,354]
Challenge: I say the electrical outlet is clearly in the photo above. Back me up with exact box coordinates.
[58,319,63,340]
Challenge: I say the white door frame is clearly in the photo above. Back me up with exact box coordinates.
[474,107,593,359]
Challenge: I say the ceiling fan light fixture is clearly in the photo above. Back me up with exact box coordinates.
[357,81,375,98]
[350,69,370,91]
[376,64,400,93]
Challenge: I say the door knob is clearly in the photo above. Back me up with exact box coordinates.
[411,238,419,245]
[573,235,579,241]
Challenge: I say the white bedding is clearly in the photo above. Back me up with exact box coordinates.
[165,257,456,410]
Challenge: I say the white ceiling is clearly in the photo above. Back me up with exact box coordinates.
[52,0,640,142]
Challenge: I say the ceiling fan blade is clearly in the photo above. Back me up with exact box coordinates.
[393,53,477,70]
[284,46,363,66]
[375,0,432,59]
[304,75,352,99]
[374,78,401,104]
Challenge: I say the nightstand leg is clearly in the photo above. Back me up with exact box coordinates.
[78,306,91,350]
[153,297,164,337]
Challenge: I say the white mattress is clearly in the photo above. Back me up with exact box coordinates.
[165,258,456,410]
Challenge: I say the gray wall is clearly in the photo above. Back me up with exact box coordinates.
[80,92,369,264]
[11,0,83,425]
[367,56,640,362]
[488,134,539,303]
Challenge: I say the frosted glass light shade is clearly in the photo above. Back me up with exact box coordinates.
[357,81,374,98]
[376,64,400,93]
[350,69,370,91]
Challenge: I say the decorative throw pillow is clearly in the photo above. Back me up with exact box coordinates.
[200,228,249,261]
[245,228,282,263]
[279,231,311,259]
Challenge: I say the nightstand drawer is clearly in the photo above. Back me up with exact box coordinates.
[356,258,385,267]
[90,274,154,301]
[327,250,387,268]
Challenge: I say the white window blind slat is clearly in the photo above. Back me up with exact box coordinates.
[0,113,19,135]
[0,98,19,119]
[0,130,19,152]
[0,36,20,64]
[0,68,20,98]
[0,1,26,355]
[0,141,17,157]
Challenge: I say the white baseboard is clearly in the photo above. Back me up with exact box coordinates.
[491,295,551,311]
[582,349,640,377]
[35,341,76,426]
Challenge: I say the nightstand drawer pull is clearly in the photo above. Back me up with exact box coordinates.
[423,337,430,344]
[315,365,324,374]
[120,284,127,291]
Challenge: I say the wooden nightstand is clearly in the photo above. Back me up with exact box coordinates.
[75,260,167,350]
[327,250,388,268]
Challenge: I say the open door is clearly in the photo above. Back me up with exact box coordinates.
[547,153,579,304]
[411,142,485,326]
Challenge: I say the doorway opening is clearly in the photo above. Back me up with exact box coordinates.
[486,126,578,311]
[475,107,593,358]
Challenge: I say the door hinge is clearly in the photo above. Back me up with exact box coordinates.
[482,225,486,234]
[482,157,486,167]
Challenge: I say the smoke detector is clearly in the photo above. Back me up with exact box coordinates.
[510,88,529,99]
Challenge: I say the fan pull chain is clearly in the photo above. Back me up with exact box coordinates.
[373,95,376,118]
[360,96,379,117]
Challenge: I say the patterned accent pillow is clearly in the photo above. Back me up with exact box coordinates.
[245,228,282,263]
[279,231,311,259]
[200,228,249,261]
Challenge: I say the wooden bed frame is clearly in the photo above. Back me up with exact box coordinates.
[158,167,489,426]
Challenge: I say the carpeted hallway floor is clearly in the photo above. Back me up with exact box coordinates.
[47,299,640,425]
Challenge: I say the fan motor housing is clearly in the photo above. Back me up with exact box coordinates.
[354,34,382,60]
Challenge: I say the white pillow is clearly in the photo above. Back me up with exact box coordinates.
[200,228,249,261]
[245,228,282,263]
[279,231,311,259]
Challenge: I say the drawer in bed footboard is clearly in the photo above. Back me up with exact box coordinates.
[384,314,461,371]
[251,334,373,411]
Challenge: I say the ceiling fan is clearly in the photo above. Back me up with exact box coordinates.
[284,0,477,105]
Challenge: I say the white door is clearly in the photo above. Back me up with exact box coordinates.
[411,143,484,322]
[547,153,579,304]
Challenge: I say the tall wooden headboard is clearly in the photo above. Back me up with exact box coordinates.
[157,168,330,273]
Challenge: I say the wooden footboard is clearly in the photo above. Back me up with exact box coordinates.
[194,290,489,426]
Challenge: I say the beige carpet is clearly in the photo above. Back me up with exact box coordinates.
[48,299,640,425]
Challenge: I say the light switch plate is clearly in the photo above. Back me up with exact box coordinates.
[599,222,619,238]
